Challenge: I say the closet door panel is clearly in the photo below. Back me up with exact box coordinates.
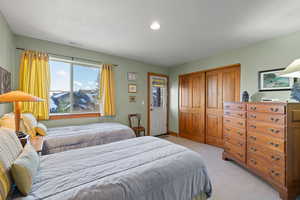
[179,72,205,142]
[206,71,223,147]
[222,68,240,104]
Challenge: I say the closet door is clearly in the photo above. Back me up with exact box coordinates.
[179,72,205,142]
[206,70,223,147]
[205,66,240,147]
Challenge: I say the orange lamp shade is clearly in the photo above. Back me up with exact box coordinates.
[0,91,44,103]
[0,90,44,135]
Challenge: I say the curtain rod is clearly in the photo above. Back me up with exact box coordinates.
[16,47,118,67]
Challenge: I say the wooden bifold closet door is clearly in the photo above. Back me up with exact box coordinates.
[179,72,206,142]
[179,64,240,147]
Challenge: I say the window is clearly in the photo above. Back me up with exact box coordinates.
[49,58,101,115]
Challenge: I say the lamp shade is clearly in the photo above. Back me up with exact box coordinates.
[280,59,300,78]
[0,91,44,103]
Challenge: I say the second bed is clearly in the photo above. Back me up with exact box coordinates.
[42,122,136,155]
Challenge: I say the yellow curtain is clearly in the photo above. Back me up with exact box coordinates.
[100,64,116,116]
[19,50,50,120]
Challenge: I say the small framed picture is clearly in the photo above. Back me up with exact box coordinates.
[128,84,137,93]
[127,72,137,81]
[129,96,136,103]
[258,68,295,91]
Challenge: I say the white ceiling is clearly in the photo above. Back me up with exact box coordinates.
[1,0,300,67]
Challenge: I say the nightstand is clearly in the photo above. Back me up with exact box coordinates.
[19,135,29,147]
[29,136,44,155]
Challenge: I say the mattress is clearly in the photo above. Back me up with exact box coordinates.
[42,122,136,155]
[13,136,212,200]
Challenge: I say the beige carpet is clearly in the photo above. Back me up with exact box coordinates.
[163,135,290,200]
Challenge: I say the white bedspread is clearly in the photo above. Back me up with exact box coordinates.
[14,136,212,200]
[42,122,135,155]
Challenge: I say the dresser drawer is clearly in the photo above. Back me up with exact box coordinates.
[248,132,285,153]
[224,110,246,119]
[224,141,246,162]
[224,117,246,129]
[247,121,285,139]
[247,112,285,126]
[224,102,246,111]
[247,143,285,168]
[247,104,285,114]
[224,135,246,149]
[223,125,246,140]
[247,153,285,185]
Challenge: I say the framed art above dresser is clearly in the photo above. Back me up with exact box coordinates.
[223,102,300,200]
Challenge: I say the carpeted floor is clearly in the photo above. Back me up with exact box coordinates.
[163,135,296,200]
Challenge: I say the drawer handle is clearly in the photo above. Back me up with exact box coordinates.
[237,153,243,158]
[250,136,257,140]
[238,106,243,109]
[250,147,257,152]
[268,142,279,148]
[225,111,230,115]
[237,131,243,136]
[250,125,256,129]
[271,170,280,176]
[226,128,231,131]
[270,117,280,122]
[238,113,243,117]
[271,155,280,161]
[250,114,256,118]
[250,159,257,165]
[238,142,243,147]
[226,119,231,122]
[238,122,243,125]
[270,107,279,112]
[225,105,230,109]
[269,128,280,134]
[250,106,257,111]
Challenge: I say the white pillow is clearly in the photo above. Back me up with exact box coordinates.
[0,113,27,133]
[21,113,38,137]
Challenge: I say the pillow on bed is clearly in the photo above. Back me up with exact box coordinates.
[0,113,27,133]
[0,162,11,200]
[22,113,38,137]
[35,122,47,136]
[11,143,40,196]
[0,128,23,198]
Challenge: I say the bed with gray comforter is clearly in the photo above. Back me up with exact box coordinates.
[14,136,212,200]
[42,122,135,155]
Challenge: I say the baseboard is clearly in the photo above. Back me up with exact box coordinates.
[168,131,178,137]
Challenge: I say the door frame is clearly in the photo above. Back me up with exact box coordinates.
[147,72,169,136]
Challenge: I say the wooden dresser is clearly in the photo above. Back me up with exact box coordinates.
[223,102,300,200]
[223,102,247,163]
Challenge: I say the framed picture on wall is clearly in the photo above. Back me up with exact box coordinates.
[0,66,11,95]
[127,72,137,81]
[258,68,295,91]
[128,84,137,93]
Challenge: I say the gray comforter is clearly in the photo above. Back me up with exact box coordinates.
[14,136,212,200]
[43,122,135,155]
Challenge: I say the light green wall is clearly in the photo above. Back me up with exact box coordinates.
[15,35,168,130]
[169,31,300,133]
[0,12,16,115]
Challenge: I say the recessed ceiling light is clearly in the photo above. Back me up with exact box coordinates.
[150,21,160,30]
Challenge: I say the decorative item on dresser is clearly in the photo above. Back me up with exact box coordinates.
[223,102,300,200]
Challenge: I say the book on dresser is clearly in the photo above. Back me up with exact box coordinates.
[222,102,300,200]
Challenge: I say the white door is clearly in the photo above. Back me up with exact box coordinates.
[150,75,168,136]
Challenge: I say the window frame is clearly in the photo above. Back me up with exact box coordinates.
[49,57,102,119]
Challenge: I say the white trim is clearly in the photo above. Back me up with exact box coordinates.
[49,112,99,116]
[50,57,102,68]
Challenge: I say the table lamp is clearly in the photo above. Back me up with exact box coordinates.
[280,59,300,101]
[0,90,44,137]
[280,59,300,78]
